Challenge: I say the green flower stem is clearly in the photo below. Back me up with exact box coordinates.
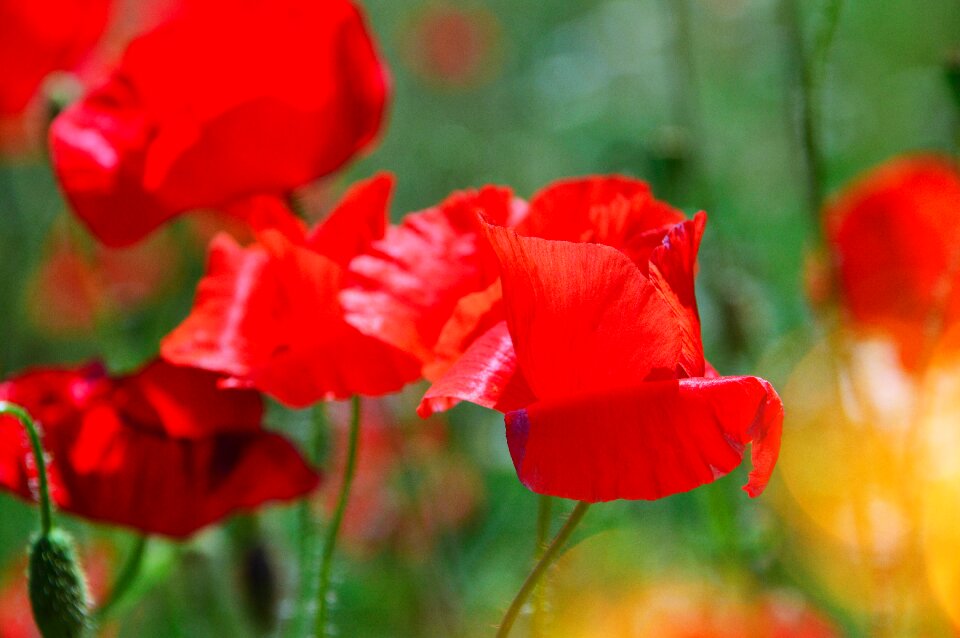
[95,535,149,620]
[0,402,53,536]
[497,501,590,638]
[783,0,844,219]
[534,495,554,555]
[531,495,553,637]
[290,404,329,638]
[314,396,361,638]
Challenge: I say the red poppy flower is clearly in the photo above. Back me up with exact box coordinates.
[824,155,960,370]
[0,0,113,116]
[0,360,318,538]
[420,213,782,502]
[161,174,421,407]
[400,4,503,89]
[343,176,687,401]
[49,0,388,247]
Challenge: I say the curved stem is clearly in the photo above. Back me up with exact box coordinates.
[314,396,361,638]
[0,402,53,536]
[95,536,149,619]
[531,495,553,636]
[497,501,590,638]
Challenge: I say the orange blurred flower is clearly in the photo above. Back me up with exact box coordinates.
[546,530,838,638]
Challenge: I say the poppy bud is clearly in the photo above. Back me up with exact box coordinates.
[28,528,91,638]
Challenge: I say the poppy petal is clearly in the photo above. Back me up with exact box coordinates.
[0,362,319,538]
[517,175,654,240]
[307,172,392,267]
[164,225,420,407]
[418,320,535,417]
[49,0,388,247]
[162,233,277,380]
[249,230,420,404]
[504,376,783,502]
[59,407,319,537]
[482,223,685,400]
[424,279,504,381]
[341,186,519,363]
[0,0,113,116]
[111,360,263,438]
[517,175,685,257]
[226,195,308,242]
[648,213,707,377]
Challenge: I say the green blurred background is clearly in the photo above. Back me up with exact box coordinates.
[2,0,960,636]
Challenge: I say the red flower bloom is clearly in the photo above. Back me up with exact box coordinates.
[161,174,421,407]
[824,155,960,370]
[0,360,318,538]
[422,213,782,502]
[0,0,113,116]
[341,175,689,415]
[49,0,388,247]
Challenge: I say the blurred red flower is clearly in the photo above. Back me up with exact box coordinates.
[161,174,421,407]
[0,0,113,116]
[49,0,388,247]
[27,219,180,335]
[400,4,503,89]
[342,175,688,415]
[0,360,318,538]
[824,155,960,371]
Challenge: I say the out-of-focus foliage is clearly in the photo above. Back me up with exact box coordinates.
[1,0,959,636]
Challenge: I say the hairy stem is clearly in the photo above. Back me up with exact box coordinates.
[497,501,590,638]
[0,402,53,536]
[315,396,361,638]
[531,495,554,637]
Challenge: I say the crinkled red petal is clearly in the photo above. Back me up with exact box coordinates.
[504,376,783,502]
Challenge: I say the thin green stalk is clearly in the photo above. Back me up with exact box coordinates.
[0,402,52,536]
[534,495,553,556]
[95,536,149,619]
[497,502,590,638]
[314,396,361,638]
[531,495,553,636]
[783,0,845,220]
